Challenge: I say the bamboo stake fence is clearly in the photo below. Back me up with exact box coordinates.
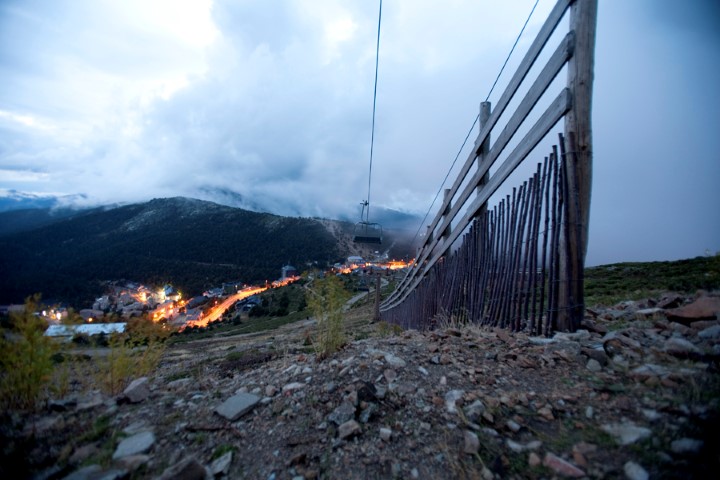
[380,0,596,335]
[383,135,571,334]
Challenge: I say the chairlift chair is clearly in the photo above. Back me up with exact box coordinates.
[353,200,383,244]
[353,221,383,244]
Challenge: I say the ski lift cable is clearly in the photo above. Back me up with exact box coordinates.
[365,0,383,223]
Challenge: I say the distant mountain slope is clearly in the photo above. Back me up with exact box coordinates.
[0,197,346,306]
[0,207,93,237]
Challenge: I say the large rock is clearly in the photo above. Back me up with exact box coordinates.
[463,400,486,423]
[666,296,720,322]
[328,402,356,426]
[664,337,701,357]
[601,423,652,445]
[122,377,150,403]
[444,390,465,414]
[542,452,585,477]
[112,431,155,459]
[670,437,703,454]
[338,420,361,439]
[463,430,479,454]
[209,451,233,476]
[624,461,649,480]
[215,392,260,421]
[698,325,720,339]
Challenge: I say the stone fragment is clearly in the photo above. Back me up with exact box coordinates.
[384,369,397,383]
[629,364,669,380]
[624,461,649,480]
[167,377,192,390]
[282,382,306,394]
[210,451,233,476]
[463,400,486,423]
[636,308,664,319]
[528,452,541,467]
[359,403,378,424]
[379,427,392,442]
[698,325,720,339]
[506,419,521,432]
[554,330,591,342]
[62,465,102,480]
[537,406,554,421]
[338,420,361,439]
[445,390,465,414]
[601,423,652,446]
[669,322,692,335]
[542,452,585,478]
[158,457,208,480]
[384,352,406,368]
[77,392,105,411]
[664,337,701,357]
[691,319,719,330]
[657,294,683,309]
[265,385,278,397]
[581,347,608,365]
[116,454,150,472]
[508,440,541,452]
[581,318,608,334]
[670,437,703,454]
[215,392,260,421]
[69,444,99,465]
[463,430,479,454]
[544,341,582,358]
[506,439,524,453]
[666,296,720,322]
[328,402,356,426]
[640,408,662,421]
[572,441,597,456]
[586,358,602,372]
[122,377,150,403]
[113,431,155,459]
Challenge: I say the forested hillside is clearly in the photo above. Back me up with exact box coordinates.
[0,198,342,306]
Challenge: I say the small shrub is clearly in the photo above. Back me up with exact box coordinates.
[377,321,403,338]
[0,294,58,411]
[307,276,350,359]
[96,318,169,395]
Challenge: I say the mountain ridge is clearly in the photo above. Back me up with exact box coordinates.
[0,197,415,306]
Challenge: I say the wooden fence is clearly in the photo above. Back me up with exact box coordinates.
[381,0,596,334]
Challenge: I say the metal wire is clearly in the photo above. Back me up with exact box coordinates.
[365,0,383,223]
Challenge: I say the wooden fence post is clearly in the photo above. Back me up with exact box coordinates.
[476,101,492,212]
[373,272,381,323]
[558,0,597,331]
[441,188,452,240]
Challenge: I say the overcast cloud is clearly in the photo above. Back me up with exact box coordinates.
[0,0,718,265]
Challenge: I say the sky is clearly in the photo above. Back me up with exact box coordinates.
[0,0,718,266]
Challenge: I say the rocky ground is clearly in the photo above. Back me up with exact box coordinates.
[2,292,720,480]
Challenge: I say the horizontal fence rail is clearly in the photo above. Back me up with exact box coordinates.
[381,0,596,335]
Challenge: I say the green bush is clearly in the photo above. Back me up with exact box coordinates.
[0,295,58,411]
[96,317,169,395]
[307,276,350,359]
